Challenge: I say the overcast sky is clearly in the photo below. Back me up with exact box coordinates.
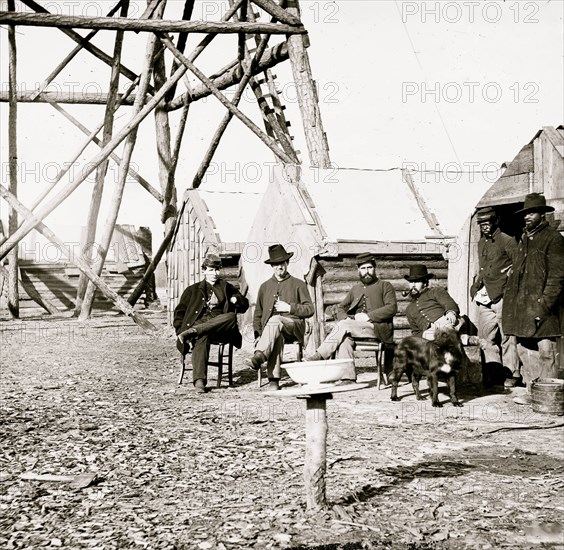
[0,0,562,247]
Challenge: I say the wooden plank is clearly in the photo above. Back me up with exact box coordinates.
[542,127,564,158]
[313,269,325,347]
[336,240,449,256]
[152,1,179,257]
[476,173,529,207]
[79,19,159,321]
[0,12,306,34]
[0,90,136,105]
[76,5,128,313]
[12,266,146,314]
[6,0,19,317]
[2,265,60,314]
[539,133,564,208]
[285,1,330,167]
[533,133,545,193]
[320,256,448,271]
[447,216,473,318]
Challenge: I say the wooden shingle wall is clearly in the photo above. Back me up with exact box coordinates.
[11,262,145,314]
[1,225,150,316]
[167,202,243,324]
[168,204,206,323]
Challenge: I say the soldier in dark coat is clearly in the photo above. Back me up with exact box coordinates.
[305,253,397,381]
[173,254,249,393]
[502,194,564,405]
[404,265,461,339]
[249,244,314,390]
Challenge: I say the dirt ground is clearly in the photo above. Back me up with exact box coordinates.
[1,309,563,550]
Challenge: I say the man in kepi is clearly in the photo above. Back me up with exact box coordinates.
[306,253,397,382]
[249,244,314,390]
[173,254,249,394]
[502,193,564,406]
[470,207,518,387]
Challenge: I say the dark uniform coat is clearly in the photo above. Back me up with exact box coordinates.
[502,221,564,338]
[173,278,249,349]
[405,287,459,337]
[334,279,397,343]
[253,274,313,344]
[471,228,517,303]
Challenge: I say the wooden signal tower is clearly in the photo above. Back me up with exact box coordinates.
[0,0,331,329]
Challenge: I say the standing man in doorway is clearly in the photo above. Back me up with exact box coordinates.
[470,207,518,387]
[502,193,564,406]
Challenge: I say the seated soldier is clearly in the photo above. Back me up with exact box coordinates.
[404,264,479,345]
[249,244,314,390]
[306,253,397,382]
[173,254,249,394]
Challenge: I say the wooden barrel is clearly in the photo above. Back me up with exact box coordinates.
[531,378,564,416]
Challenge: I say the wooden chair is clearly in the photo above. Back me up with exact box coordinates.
[257,340,303,387]
[352,337,389,390]
[178,342,234,388]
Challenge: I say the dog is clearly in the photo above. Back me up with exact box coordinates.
[390,328,465,407]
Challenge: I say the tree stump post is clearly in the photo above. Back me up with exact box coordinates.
[304,394,329,510]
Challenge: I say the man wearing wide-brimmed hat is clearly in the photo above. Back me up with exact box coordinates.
[502,193,564,406]
[305,253,397,381]
[404,264,462,340]
[173,254,249,393]
[250,244,314,390]
[470,206,519,387]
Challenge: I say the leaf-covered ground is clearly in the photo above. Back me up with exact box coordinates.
[1,310,563,549]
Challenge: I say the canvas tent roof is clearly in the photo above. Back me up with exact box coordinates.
[299,165,492,242]
[184,189,262,249]
[302,168,433,242]
[411,170,496,236]
[194,189,263,245]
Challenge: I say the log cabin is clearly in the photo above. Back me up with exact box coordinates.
[240,164,492,349]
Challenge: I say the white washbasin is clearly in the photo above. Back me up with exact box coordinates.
[284,358,354,386]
